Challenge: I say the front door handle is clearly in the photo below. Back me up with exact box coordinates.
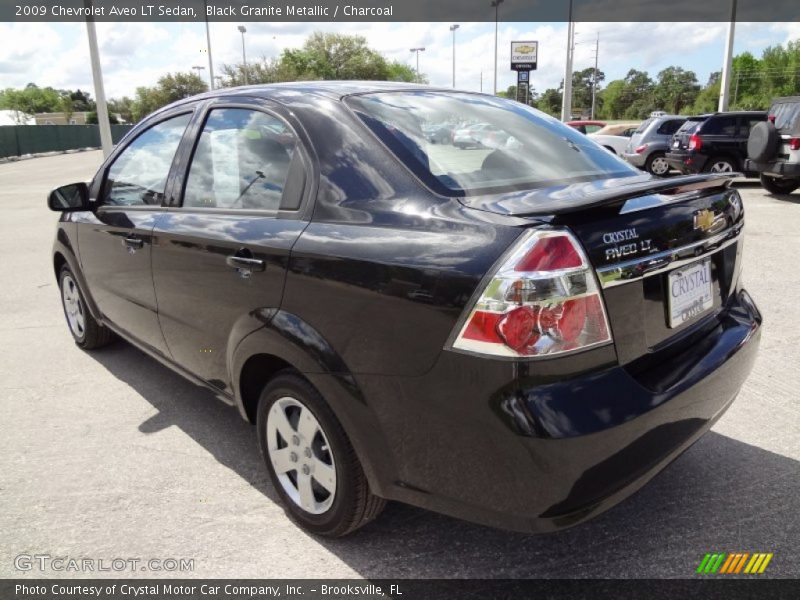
[123,236,144,250]
[226,254,265,272]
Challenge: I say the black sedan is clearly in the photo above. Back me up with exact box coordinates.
[48,82,761,536]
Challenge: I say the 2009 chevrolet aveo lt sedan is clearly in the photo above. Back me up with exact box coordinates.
[48,82,761,536]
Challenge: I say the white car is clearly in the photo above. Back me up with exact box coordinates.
[589,122,640,155]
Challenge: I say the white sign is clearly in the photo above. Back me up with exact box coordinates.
[511,41,538,71]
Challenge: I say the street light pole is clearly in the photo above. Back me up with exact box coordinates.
[410,47,425,83]
[238,25,248,85]
[449,24,459,88]
[718,0,737,111]
[83,0,112,157]
[192,65,206,81]
[591,32,599,119]
[203,0,215,89]
[490,0,504,95]
[561,0,575,121]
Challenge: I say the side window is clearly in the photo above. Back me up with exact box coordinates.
[701,116,737,135]
[740,116,765,137]
[183,108,297,211]
[103,113,191,206]
[657,120,683,135]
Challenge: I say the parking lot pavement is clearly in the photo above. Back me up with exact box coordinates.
[0,151,798,579]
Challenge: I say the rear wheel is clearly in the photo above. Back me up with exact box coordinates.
[645,152,670,176]
[760,174,799,195]
[59,266,114,349]
[257,372,385,537]
[704,156,738,174]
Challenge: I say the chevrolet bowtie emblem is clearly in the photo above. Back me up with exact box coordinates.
[694,209,716,232]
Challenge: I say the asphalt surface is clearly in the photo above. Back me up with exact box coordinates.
[0,150,798,579]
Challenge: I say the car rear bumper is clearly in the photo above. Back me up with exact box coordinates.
[666,150,706,173]
[745,159,800,178]
[352,288,761,533]
[622,152,646,167]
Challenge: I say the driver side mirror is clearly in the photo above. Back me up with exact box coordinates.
[47,182,90,212]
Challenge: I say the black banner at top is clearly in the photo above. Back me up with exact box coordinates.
[4,0,800,22]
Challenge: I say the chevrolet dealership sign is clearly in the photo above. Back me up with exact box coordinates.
[511,41,538,71]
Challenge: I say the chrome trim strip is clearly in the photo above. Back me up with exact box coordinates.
[596,222,743,288]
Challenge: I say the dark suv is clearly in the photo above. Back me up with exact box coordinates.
[47,83,761,537]
[745,96,800,194]
[666,111,767,174]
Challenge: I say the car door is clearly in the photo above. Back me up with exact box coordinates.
[151,101,310,393]
[77,110,194,356]
[698,115,739,159]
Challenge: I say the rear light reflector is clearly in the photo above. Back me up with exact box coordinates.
[635,144,648,154]
[689,134,702,150]
[768,115,776,123]
[789,138,800,151]
[449,229,612,358]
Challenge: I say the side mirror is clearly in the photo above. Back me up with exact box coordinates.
[48,182,90,212]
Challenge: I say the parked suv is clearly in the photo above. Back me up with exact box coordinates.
[666,111,767,175]
[47,83,761,537]
[622,115,686,176]
[745,97,800,194]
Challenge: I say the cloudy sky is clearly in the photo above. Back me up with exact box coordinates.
[0,20,798,100]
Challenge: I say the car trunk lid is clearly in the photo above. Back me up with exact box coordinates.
[460,173,745,365]
[671,117,706,150]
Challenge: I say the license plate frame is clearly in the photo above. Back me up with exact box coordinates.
[666,258,713,328]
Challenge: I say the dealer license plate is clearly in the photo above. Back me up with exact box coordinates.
[667,259,713,328]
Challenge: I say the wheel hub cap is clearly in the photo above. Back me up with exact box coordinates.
[61,275,85,338]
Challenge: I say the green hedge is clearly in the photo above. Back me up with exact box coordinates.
[0,124,134,159]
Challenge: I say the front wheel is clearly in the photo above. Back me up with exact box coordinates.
[645,152,670,176]
[257,372,385,537]
[59,266,114,349]
[760,174,799,195]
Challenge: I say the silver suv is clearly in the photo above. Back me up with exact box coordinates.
[745,96,800,195]
[622,115,686,176]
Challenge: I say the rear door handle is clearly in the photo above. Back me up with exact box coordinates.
[226,255,265,272]
[123,236,144,250]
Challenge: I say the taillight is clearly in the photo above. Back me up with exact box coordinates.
[768,115,776,123]
[635,144,648,154]
[448,229,612,358]
[689,134,702,150]
[789,138,800,151]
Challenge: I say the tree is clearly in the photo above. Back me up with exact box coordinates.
[536,88,562,116]
[654,66,700,114]
[0,84,62,116]
[131,71,208,121]
[59,94,75,123]
[220,32,420,87]
[86,110,119,125]
[571,67,605,115]
[107,97,134,123]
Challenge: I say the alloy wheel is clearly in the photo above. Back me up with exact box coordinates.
[61,274,86,339]
[650,156,669,175]
[709,160,734,173]
[266,396,337,514]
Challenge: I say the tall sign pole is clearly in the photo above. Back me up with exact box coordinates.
[84,0,112,157]
[718,0,737,111]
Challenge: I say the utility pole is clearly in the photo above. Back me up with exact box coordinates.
[203,0,214,89]
[490,0,504,95]
[718,0,737,111]
[450,24,459,88]
[410,47,425,83]
[561,0,575,121]
[238,26,248,85]
[591,32,599,119]
[84,0,112,157]
[733,69,740,107]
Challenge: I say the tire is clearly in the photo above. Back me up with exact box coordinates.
[704,156,738,174]
[257,371,385,537]
[748,121,780,162]
[760,174,800,195]
[58,266,114,350]
[645,152,670,176]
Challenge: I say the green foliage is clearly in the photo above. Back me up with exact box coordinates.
[86,110,119,125]
[0,84,62,116]
[219,32,420,87]
[536,88,563,116]
[131,71,208,121]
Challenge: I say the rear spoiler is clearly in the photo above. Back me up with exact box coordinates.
[462,173,738,217]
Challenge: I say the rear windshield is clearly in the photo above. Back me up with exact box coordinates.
[346,92,635,195]
[676,118,705,135]
[635,118,654,133]
[771,101,800,132]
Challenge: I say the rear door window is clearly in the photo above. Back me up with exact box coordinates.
[700,116,737,135]
[739,115,766,137]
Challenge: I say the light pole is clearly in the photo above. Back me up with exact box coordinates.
[591,32,599,119]
[718,0,737,111]
[490,0,504,95]
[203,0,214,89]
[410,47,425,83]
[449,24,459,88]
[561,0,575,121]
[238,25,248,85]
[84,0,112,157]
[192,65,206,82]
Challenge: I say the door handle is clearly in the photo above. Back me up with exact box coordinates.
[226,255,265,272]
[123,236,144,250]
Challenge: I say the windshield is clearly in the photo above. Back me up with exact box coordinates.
[346,92,636,195]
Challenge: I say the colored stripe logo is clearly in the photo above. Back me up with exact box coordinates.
[696,552,773,574]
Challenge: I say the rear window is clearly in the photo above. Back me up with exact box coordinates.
[635,118,654,133]
[700,116,737,135]
[771,102,800,131]
[346,92,636,195]
[676,118,706,135]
